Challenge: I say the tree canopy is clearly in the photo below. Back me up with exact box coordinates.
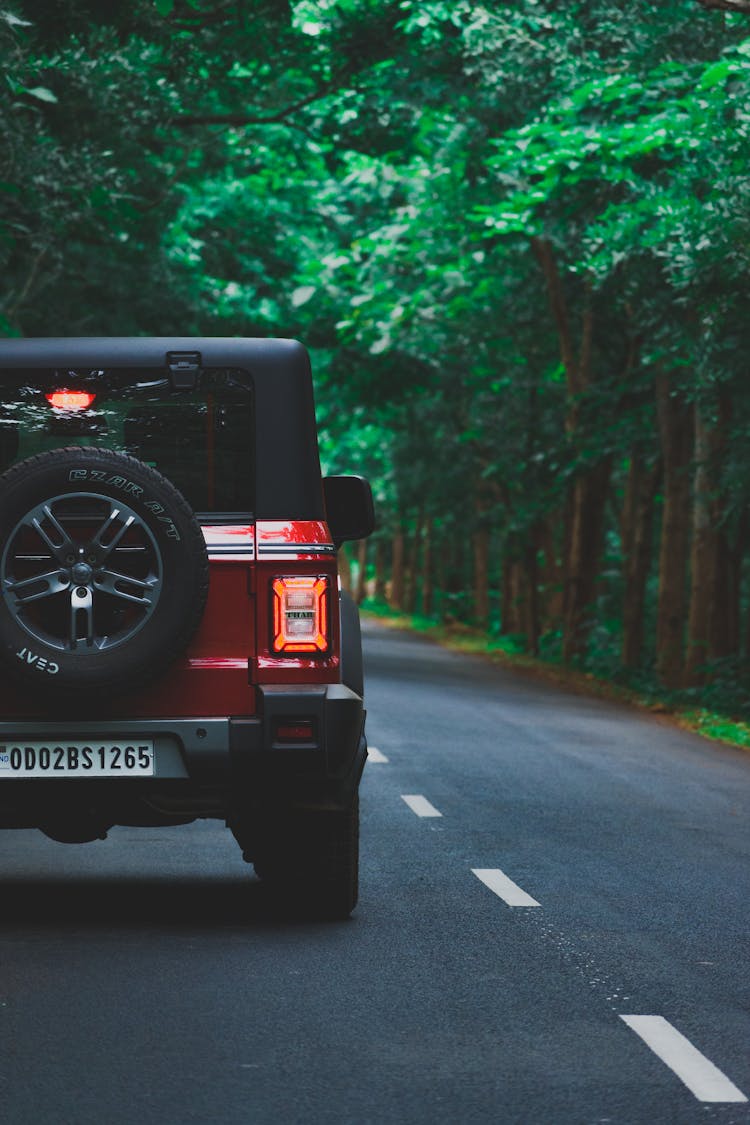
[2,0,750,709]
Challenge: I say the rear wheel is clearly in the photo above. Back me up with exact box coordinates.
[0,446,208,695]
[253,795,359,920]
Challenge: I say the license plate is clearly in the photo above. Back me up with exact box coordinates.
[0,741,154,777]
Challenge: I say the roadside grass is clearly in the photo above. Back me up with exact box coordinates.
[360,598,750,754]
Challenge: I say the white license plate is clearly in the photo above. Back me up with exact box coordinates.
[0,741,154,777]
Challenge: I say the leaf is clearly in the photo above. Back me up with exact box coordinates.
[291,285,316,307]
[0,314,21,337]
[697,59,731,91]
[23,86,57,104]
[154,0,174,15]
[1,12,32,27]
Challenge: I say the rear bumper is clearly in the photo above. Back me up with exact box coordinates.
[0,684,366,822]
[232,683,367,807]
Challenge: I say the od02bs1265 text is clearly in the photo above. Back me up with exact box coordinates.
[0,744,154,775]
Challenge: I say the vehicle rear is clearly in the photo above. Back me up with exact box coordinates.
[0,338,372,918]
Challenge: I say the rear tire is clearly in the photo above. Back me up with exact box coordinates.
[253,795,359,920]
[0,446,208,696]
[339,589,364,699]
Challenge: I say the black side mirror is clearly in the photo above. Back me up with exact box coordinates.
[323,475,375,548]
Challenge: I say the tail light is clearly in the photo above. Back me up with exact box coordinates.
[45,390,96,411]
[272,575,330,654]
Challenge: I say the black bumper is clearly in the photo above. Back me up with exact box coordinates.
[0,684,367,817]
[231,683,367,808]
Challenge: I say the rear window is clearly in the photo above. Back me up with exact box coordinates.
[0,367,253,516]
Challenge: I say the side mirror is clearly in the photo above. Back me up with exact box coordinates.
[323,475,375,548]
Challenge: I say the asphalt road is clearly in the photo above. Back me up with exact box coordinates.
[0,619,748,1124]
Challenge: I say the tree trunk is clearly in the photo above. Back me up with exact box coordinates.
[685,395,731,683]
[655,374,693,689]
[562,458,612,663]
[443,532,466,621]
[730,508,749,657]
[685,412,715,683]
[714,530,734,659]
[374,540,387,601]
[473,526,490,629]
[538,515,564,635]
[501,556,513,634]
[532,236,610,664]
[404,509,423,615]
[421,517,434,617]
[621,453,660,669]
[390,528,405,610]
[354,539,368,604]
[501,553,524,635]
[500,555,511,634]
[435,527,448,622]
[524,531,541,656]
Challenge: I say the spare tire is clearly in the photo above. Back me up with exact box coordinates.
[0,446,209,695]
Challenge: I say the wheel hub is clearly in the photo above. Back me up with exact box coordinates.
[71,561,93,584]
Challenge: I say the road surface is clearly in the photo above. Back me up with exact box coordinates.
[0,619,747,1123]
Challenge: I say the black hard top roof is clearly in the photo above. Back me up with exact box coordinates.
[0,336,303,368]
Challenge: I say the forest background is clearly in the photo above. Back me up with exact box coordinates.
[2,0,750,729]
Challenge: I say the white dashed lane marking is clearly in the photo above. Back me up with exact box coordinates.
[471,867,541,907]
[401,794,442,818]
[620,1015,748,1103]
[367,746,388,763]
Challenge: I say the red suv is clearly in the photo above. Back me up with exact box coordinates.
[0,338,373,918]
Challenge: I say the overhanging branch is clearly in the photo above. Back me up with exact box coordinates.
[172,86,329,127]
[170,59,359,128]
[696,0,750,13]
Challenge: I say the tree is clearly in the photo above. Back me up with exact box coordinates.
[4,0,750,710]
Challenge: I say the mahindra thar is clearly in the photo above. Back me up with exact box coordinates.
[0,337,373,919]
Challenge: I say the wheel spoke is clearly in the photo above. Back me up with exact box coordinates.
[70,586,94,649]
[89,507,136,558]
[30,505,75,562]
[94,568,159,606]
[4,570,69,605]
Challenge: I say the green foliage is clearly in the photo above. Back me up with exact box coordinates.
[689,713,750,749]
[477,37,750,284]
[2,0,750,713]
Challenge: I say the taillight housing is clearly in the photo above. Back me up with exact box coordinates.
[272,575,330,655]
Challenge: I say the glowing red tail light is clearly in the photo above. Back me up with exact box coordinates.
[45,390,96,412]
[272,576,329,654]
